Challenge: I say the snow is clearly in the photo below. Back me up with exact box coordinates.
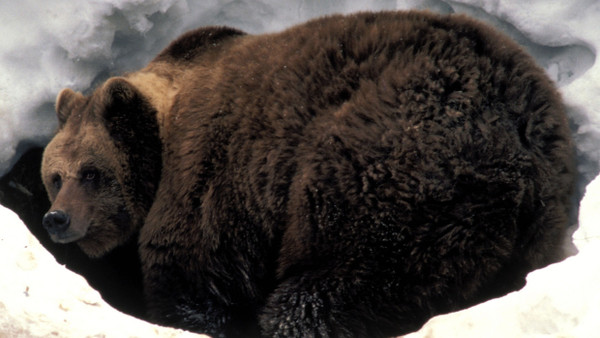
[0,0,599,336]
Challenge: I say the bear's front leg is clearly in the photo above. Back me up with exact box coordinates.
[139,234,260,337]
[260,276,336,338]
[144,266,264,337]
[140,228,266,337]
[142,264,230,336]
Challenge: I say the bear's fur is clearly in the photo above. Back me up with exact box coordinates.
[41,11,575,337]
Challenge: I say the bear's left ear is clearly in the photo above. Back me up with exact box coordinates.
[101,77,157,144]
[55,88,84,128]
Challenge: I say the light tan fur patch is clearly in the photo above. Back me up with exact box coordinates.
[126,71,179,129]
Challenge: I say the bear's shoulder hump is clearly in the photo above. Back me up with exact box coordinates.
[154,26,246,63]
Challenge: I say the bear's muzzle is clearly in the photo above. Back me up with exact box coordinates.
[42,210,71,236]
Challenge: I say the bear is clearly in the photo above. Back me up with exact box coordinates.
[41,10,575,337]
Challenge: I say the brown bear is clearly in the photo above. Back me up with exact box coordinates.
[41,10,575,337]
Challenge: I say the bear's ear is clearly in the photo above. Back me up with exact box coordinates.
[102,77,138,104]
[55,88,84,128]
[100,77,162,208]
[101,77,157,144]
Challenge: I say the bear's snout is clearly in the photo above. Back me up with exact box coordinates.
[43,210,71,235]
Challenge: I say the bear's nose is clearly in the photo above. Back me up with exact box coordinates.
[42,210,71,235]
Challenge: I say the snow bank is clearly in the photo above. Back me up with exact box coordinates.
[0,204,203,337]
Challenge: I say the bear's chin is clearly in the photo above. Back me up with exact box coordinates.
[47,227,111,258]
[77,240,115,258]
[75,230,131,258]
[49,230,86,244]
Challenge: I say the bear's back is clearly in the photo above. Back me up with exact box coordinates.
[162,10,569,221]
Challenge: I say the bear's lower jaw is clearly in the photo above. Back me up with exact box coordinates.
[74,228,135,258]
[76,239,117,258]
[49,229,86,244]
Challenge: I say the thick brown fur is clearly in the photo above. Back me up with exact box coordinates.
[42,11,575,337]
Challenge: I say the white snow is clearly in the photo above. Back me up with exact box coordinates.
[0,0,599,336]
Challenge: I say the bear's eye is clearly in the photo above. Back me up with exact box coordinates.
[52,175,62,191]
[81,168,100,183]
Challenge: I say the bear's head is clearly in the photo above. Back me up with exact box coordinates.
[41,78,162,258]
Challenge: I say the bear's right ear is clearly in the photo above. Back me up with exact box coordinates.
[102,77,139,110]
[55,88,84,128]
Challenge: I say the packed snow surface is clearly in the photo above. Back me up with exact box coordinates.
[1,0,599,336]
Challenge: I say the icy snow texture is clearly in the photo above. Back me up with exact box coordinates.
[0,0,599,336]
